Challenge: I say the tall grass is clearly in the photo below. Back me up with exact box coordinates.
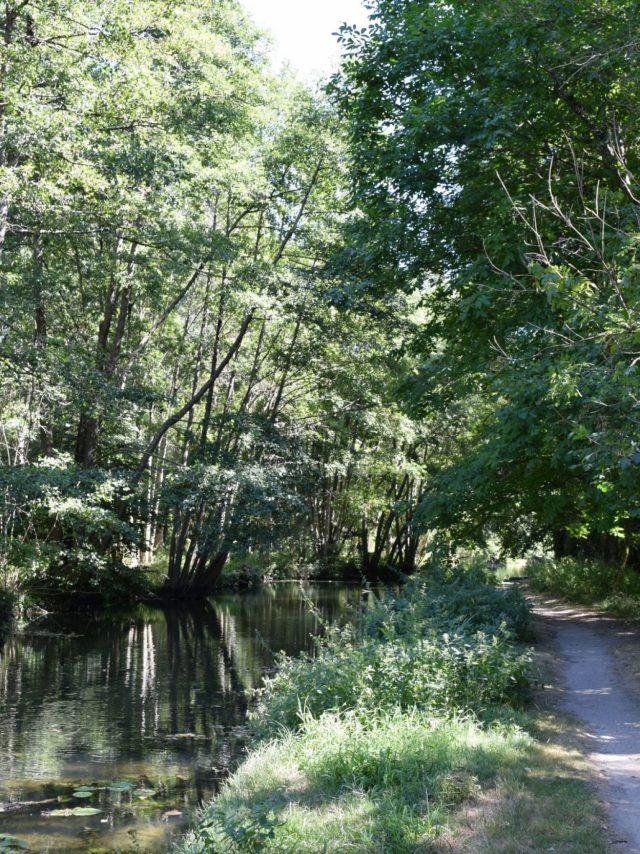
[178,711,535,854]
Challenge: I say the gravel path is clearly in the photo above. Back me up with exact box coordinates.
[532,597,640,853]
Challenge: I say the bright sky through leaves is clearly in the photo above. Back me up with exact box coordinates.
[241,0,369,78]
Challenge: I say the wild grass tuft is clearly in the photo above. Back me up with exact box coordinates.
[177,711,534,853]
[177,709,606,854]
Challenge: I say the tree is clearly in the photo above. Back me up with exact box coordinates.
[334,0,640,568]
[0,0,429,603]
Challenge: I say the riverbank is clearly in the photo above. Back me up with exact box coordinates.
[0,588,16,631]
[177,711,607,854]
[0,556,395,621]
[176,569,610,853]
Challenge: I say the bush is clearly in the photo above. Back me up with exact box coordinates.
[0,457,148,607]
[528,556,640,603]
[365,567,533,641]
[177,568,537,854]
[218,551,348,588]
[251,570,532,734]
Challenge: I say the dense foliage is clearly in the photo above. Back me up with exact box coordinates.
[3,2,634,849]
[4,0,640,602]
[528,555,640,618]
[335,0,640,574]
[253,568,531,733]
[0,0,427,604]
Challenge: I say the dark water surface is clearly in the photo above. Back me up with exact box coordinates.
[0,583,364,853]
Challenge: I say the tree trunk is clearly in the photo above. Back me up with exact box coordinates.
[31,230,51,456]
[74,238,136,466]
[138,310,254,475]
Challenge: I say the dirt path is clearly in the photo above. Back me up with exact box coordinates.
[532,596,640,853]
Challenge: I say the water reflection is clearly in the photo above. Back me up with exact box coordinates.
[0,583,364,852]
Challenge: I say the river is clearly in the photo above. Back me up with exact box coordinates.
[0,583,365,853]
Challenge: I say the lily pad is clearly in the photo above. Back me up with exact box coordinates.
[47,807,102,817]
[72,790,94,798]
[108,781,133,792]
[133,788,156,799]
[0,836,29,851]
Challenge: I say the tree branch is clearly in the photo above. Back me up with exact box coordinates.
[137,310,255,475]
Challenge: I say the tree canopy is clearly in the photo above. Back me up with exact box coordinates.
[335,0,640,567]
[0,0,426,601]
[2,0,640,606]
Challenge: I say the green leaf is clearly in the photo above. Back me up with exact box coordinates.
[47,807,102,817]
[0,836,29,851]
[109,781,134,791]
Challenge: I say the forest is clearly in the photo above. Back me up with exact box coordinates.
[0,0,424,609]
[1,0,640,613]
[3,1,640,851]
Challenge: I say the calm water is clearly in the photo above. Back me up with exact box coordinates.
[0,583,365,853]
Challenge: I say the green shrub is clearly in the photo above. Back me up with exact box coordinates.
[178,569,536,853]
[365,567,532,641]
[528,556,640,603]
[251,571,532,734]
[253,626,530,734]
[0,457,148,607]
[197,802,281,853]
[29,551,152,607]
[599,593,640,620]
[219,555,266,590]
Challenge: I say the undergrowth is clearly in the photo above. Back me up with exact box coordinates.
[528,556,640,618]
[175,565,607,853]
[251,570,532,735]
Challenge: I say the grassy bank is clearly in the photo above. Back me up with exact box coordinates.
[176,569,608,853]
[529,556,640,619]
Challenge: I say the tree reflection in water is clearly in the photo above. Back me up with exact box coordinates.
[0,583,364,852]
